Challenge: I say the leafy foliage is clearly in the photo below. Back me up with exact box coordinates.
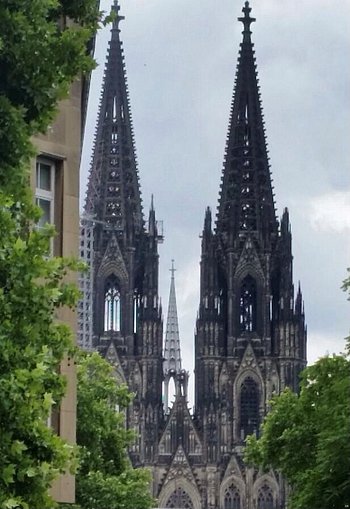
[245,355,350,509]
[0,196,82,509]
[0,1,107,508]
[77,470,155,509]
[76,352,155,509]
[0,0,100,130]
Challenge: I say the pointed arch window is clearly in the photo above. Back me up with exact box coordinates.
[104,278,121,332]
[133,292,141,334]
[165,487,194,509]
[257,485,274,509]
[240,275,257,332]
[224,484,241,509]
[113,95,118,120]
[240,376,259,439]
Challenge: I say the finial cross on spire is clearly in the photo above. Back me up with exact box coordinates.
[112,0,125,30]
[238,1,256,41]
[170,259,176,279]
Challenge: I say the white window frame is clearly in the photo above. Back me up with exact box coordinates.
[35,157,55,228]
[35,157,56,255]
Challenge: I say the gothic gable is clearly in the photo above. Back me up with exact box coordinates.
[158,445,202,509]
[105,341,126,383]
[97,234,129,284]
[220,456,246,509]
[165,446,197,485]
[223,454,243,481]
[235,342,264,389]
[234,236,264,282]
[159,399,202,457]
[252,472,280,509]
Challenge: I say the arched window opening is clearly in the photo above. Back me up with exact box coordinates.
[257,485,274,509]
[104,279,121,332]
[224,484,240,509]
[240,376,259,439]
[133,292,141,334]
[113,96,117,120]
[240,275,257,332]
[165,487,194,509]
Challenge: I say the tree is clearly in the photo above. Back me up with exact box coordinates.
[0,2,105,508]
[245,272,350,509]
[245,354,350,509]
[76,352,155,509]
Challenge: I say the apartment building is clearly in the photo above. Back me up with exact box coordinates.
[32,74,86,502]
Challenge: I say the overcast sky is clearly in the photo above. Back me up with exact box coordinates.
[81,0,350,406]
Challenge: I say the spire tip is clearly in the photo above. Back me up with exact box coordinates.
[111,0,125,31]
[170,259,176,278]
[238,1,256,41]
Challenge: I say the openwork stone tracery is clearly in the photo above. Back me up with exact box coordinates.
[165,488,194,509]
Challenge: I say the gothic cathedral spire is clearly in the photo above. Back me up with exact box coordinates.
[85,0,142,236]
[80,1,163,466]
[195,3,307,501]
[163,261,185,411]
[217,0,277,245]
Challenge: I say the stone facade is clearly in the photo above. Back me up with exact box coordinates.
[81,2,307,508]
[32,79,83,502]
[31,16,94,502]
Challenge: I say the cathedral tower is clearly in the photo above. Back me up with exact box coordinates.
[80,1,164,466]
[193,1,307,506]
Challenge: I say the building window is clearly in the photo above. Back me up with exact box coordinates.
[257,485,274,509]
[104,278,121,332]
[133,293,141,334]
[239,275,257,332]
[35,158,55,229]
[165,487,194,509]
[240,376,259,439]
[224,484,241,509]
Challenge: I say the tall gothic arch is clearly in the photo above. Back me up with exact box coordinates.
[223,484,241,509]
[257,485,274,509]
[240,376,260,439]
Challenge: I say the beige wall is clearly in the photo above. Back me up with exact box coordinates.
[32,77,83,503]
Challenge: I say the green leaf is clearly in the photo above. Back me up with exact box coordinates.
[14,237,26,251]
[4,499,20,509]
[2,465,15,485]
[26,467,36,478]
[10,441,27,455]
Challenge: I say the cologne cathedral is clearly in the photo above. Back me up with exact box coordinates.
[78,1,307,508]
